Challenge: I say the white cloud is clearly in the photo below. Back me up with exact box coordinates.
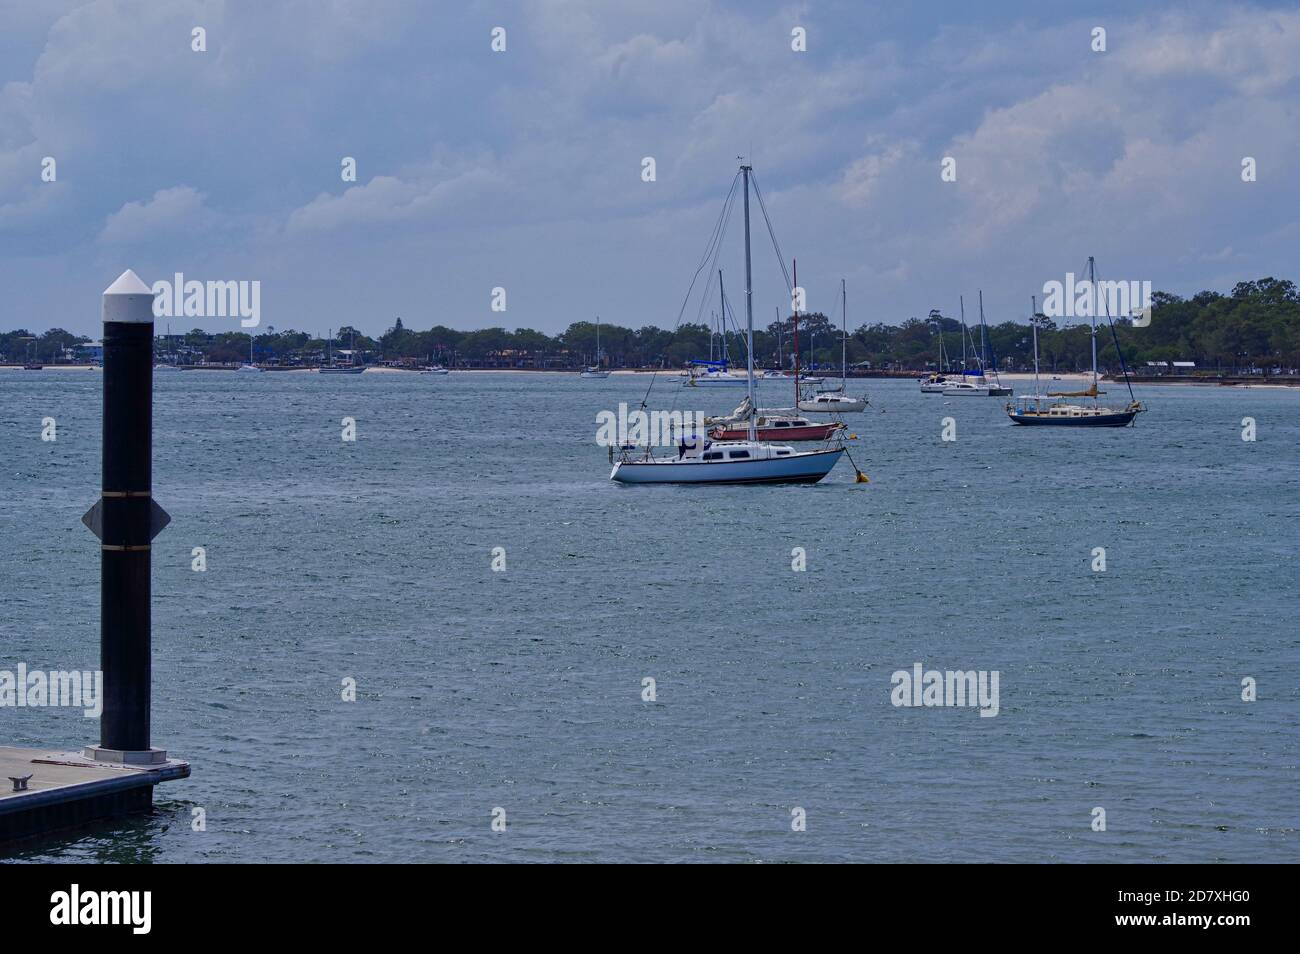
[98,186,207,244]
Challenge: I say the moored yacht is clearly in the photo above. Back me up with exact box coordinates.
[580,315,611,377]
[709,414,842,442]
[1007,269,1145,427]
[612,438,842,484]
[611,163,846,485]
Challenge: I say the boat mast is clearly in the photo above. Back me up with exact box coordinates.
[1031,295,1041,400]
[792,258,800,406]
[776,306,782,370]
[595,315,600,368]
[741,164,756,442]
[718,271,727,368]
[959,296,967,374]
[1088,255,1099,402]
[978,290,988,375]
[841,278,847,392]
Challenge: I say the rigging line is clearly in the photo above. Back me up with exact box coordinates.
[668,183,742,419]
[1094,262,1138,403]
[720,283,752,367]
[637,172,741,411]
[749,172,794,293]
[692,192,739,338]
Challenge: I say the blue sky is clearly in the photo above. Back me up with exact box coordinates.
[2,0,1298,337]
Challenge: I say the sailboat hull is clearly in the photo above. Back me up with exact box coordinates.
[688,376,748,387]
[1008,409,1138,427]
[611,448,844,484]
[709,422,841,441]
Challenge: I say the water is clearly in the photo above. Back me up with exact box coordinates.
[1,370,1296,862]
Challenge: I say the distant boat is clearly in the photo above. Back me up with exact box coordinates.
[611,163,845,485]
[237,329,263,373]
[1007,266,1145,427]
[155,323,182,372]
[920,312,954,392]
[710,418,843,442]
[799,391,867,413]
[706,396,842,442]
[685,361,747,387]
[319,328,365,374]
[799,279,867,412]
[419,365,449,375]
[946,291,1013,395]
[942,374,1005,397]
[581,315,611,378]
[22,363,43,371]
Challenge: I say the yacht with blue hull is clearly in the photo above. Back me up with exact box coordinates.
[611,440,842,484]
[609,161,847,486]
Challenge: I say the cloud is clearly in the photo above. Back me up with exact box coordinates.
[3,2,1300,335]
[98,185,207,244]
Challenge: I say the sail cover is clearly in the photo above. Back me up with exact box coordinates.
[704,395,755,425]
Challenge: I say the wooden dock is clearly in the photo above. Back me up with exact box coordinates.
[0,745,189,843]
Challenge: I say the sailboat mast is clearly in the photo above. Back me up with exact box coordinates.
[959,296,967,372]
[776,306,782,370]
[1088,255,1099,401]
[1031,295,1041,399]
[841,278,847,391]
[792,258,800,406]
[718,271,727,368]
[595,315,600,368]
[741,164,756,442]
[978,290,988,373]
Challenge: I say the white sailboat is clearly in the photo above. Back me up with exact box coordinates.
[237,331,263,373]
[154,323,181,372]
[920,310,955,392]
[800,279,867,413]
[611,163,845,485]
[581,316,610,378]
[941,293,1009,396]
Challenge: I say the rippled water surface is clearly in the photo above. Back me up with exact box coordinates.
[1,370,1296,862]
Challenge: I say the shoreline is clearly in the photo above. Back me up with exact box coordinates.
[3,364,1296,388]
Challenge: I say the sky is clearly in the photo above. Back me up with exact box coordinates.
[2,0,1299,338]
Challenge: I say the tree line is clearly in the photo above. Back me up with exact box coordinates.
[4,277,1299,372]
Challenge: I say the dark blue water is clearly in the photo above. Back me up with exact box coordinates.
[1,370,1296,862]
